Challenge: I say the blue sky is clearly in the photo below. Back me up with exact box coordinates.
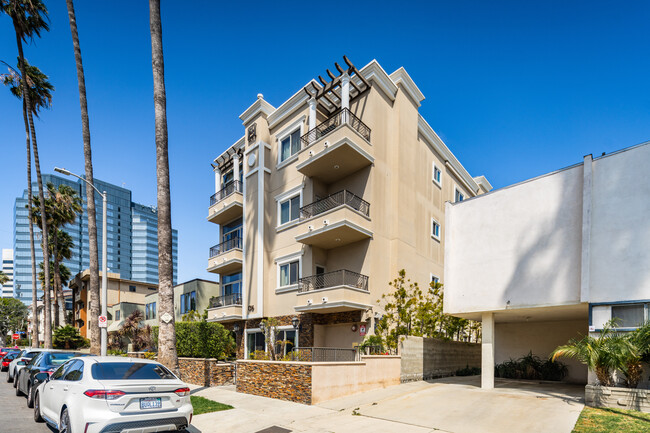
[1,1,649,283]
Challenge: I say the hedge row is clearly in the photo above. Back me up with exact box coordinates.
[153,321,235,360]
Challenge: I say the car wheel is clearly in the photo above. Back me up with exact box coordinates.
[27,383,34,408]
[6,371,11,382]
[59,407,71,433]
[12,371,17,387]
[34,391,44,423]
[15,375,23,397]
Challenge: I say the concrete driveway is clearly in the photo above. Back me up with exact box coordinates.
[190,376,584,433]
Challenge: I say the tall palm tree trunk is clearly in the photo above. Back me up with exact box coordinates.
[66,0,100,354]
[23,99,39,348]
[149,0,177,373]
[15,32,52,349]
[52,232,59,329]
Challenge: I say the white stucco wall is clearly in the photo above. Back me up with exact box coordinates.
[444,165,584,315]
[589,144,650,303]
[495,319,588,384]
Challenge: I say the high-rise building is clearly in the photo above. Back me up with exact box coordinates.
[13,174,178,303]
[1,249,14,298]
[204,58,491,358]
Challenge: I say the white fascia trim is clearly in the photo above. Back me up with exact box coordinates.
[274,183,304,202]
[294,300,373,312]
[274,250,305,264]
[244,140,272,155]
[418,115,479,194]
[389,67,425,107]
[213,136,245,164]
[295,220,373,242]
[295,285,371,296]
[208,314,243,322]
[473,175,493,192]
[267,83,317,129]
[239,98,276,124]
[359,60,398,101]
[296,137,375,170]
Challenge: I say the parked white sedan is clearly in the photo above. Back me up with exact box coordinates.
[33,356,193,433]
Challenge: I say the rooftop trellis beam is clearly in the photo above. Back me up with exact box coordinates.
[303,56,370,114]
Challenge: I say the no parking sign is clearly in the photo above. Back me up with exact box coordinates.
[359,325,366,336]
[98,315,108,328]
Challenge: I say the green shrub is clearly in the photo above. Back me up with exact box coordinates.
[495,351,568,381]
[53,325,89,350]
[107,349,128,357]
[249,350,270,360]
[359,335,384,354]
[152,320,235,360]
[455,365,481,376]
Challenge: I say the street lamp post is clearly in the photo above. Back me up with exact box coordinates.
[54,167,108,356]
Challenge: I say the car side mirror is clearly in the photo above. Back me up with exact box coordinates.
[17,360,26,366]
[34,372,50,383]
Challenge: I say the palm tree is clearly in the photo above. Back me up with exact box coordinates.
[65,0,100,355]
[551,322,622,386]
[149,0,178,373]
[2,0,53,349]
[1,57,52,349]
[0,271,8,286]
[49,228,76,327]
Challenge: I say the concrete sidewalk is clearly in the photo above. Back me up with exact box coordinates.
[189,376,584,433]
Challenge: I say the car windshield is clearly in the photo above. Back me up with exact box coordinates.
[45,352,77,366]
[91,362,176,380]
[23,352,39,359]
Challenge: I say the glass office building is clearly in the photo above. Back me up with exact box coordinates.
[13,174,178,303]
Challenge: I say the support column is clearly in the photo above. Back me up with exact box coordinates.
[308,98,317,131]
[341,73,350,111]
[481,312,495,389]
[214,166,221,193]
[233,154,241,184]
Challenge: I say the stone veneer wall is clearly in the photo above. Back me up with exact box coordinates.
[585,385,650,413]
[177,358,235,387]
[236,360,312,404]
[399,336,481,382]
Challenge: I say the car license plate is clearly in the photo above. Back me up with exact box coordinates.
[139,397,162,409]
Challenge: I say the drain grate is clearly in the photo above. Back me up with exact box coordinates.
[255,427,292,433]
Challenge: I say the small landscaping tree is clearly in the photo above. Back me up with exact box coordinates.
[119,310,154,352]
[0,298,28,346]
[53,325,88,349]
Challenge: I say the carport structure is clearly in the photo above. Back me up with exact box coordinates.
[443,143,650,389]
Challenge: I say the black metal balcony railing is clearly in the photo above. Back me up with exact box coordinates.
[300,108,371,148]
[209,180,242,206]
[209,237,242,258]
[300,190,370,220]
[298,269,369,293]
[209,293,242,308]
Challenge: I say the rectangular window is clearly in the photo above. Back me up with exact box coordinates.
[275,329,297,357]
[431,274,440,285]
[115,310,121,320]
[280,260,299,287]
[432,163,442,186]
[180,291,197,314]
[145,302,157,320]
[222,272,242,296]
[612,304,644,328]
[279,129,301,162]
[280,195,300,225]
[246,331,265,358]
[455,188,465,203]
[129,285,136,292]
[431,219,441,240]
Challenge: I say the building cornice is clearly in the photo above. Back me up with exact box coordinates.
[417,115,480,195]
[239,97,275,125]
[359,60,398,101]
[473,175,493,193]
[267,81,320,130]
[389,67,425,107]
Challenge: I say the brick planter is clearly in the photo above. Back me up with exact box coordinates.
[177,357,235,387]
[585,384,650,413]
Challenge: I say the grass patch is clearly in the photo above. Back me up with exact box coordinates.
[190,395,233,415]
[572,406,650,433]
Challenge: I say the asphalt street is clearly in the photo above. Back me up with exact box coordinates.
[0,371,53,433]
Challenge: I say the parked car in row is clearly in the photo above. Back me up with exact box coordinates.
[8,348,46,384]
[1,352,19,371]
[32,356,193,433]
[0,347,20,359]
[16,350,80,408]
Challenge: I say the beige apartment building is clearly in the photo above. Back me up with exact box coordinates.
[206,58,491,358]
[69,269,157,338]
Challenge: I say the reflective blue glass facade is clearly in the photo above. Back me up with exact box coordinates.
[13,174,178,303]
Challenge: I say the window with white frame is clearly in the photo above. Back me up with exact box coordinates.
[276,252,302,290]
[280,195,300,225]
[279,129,301,163]
[246,329,265,358]
[430,274,440,285]
[431,218,441,240]
[432,163,442,186]
[454,187,465,203]
[274,327,298,357]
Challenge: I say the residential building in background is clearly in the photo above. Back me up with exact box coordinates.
[206,58,491,358]
[13,174,178,303]
[1,249,14,298]
[444,142,650,388]
[143,279,219,327]
[69,269,157,339]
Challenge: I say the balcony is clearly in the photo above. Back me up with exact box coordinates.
[295,191,372,249]
[207,237,243,275]
[295,269,371,313]
[207,293,242,322]
[297,109,373,184]
[207,181,243,225]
